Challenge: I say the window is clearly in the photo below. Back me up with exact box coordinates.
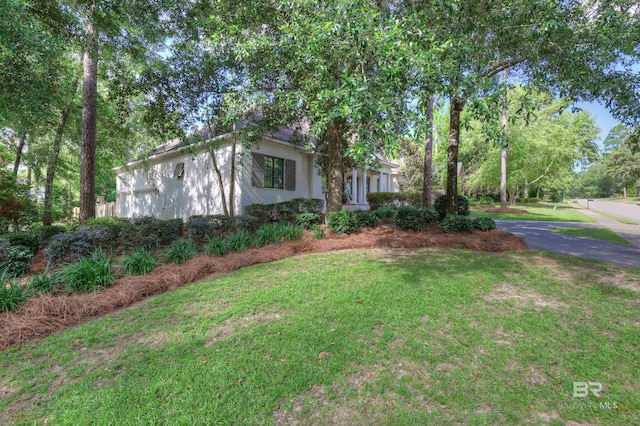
[252,153,296,191]
[174,162,185,180]
[263,155,284,189]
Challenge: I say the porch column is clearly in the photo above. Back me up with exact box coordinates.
[351,168,357,204]
[363,169,367,204]
[387,174,391,192]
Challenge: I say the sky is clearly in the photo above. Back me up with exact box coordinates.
[573,100,620,147]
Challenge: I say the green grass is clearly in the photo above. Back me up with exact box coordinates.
[593,210,639,225]
[550,227,632,245]
[471,203,596,222]
[1,250,639,425]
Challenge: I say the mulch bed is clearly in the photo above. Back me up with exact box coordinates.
[0,226,528,351]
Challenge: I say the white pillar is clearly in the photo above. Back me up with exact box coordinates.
[351,168,357,204]
[363,169,367,204]
[387,174,391,193]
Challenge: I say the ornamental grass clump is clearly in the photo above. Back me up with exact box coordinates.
[225,231,254,253]
[0,274,25,312]
[26,273,56,295]
[57,251,114,293]
[120,249,157,275]
[163,239,198,265]
[205,236,229,257]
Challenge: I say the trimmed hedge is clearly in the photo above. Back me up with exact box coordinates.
[395,206,425,231]
[368,191,423,211]
[373,206,396,219]
[421,207,439,225]
[46,227,111,265]
[354,211,380,228]
[188,215,259,245]
[441,215,474,234]
[327,211,361,235]
[295,213,322,229]
[473,217,496,231]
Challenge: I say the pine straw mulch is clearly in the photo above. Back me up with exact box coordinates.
[0,226,528,352]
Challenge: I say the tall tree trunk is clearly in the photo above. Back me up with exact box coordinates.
[623,186,627,198]
[79,2,98,224]
[536,186,541,199]
[509,185,518,206]
[43,104,72,225]
[446,98,464,215]
[500,69,508,210]
[422,94,434,208]
[228,131,237,216]
[13,132,27,175]
[326,124,343,213]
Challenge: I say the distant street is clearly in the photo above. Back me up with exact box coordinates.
[575,199,640,223]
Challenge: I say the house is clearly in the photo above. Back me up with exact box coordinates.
[114,128,401,220]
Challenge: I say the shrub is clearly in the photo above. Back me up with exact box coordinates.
[26,273,56,295]
[295,213,322,229]
[235,215,261,233]
[163,239,198,265]
[254,223,281,247]
[205,236,228,257]
[475,196,495,205]
[421,207,439,225]
[188,215,239,245]
[518,197,542,204]
[441,215,474,234]
[311,224,325,240]
[292,198,324,214]
[57,251,114,293]
[367,192,403,211]
[395,206,425,230]
[473,217,496,231]
[120,249,157,275]
[225,231,254,252]
[373,206,396,219]
[355,211,380,228]
[326,210,361,234]
[3,232,39,254]
[46,226,110,265]
[279,223,303,241]
[37,225,67,246]
[0,241,33,276]
[119,217,183,252]
[403,190,423,207]
[434,195,470,220]
[0,274,25,311]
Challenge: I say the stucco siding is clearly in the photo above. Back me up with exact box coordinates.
[239,140,322,210]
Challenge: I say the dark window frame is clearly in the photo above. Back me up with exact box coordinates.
[263,155,284,189]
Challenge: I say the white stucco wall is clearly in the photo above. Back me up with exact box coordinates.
[239,139,324,211]
[115,143,241,220]
[115,138,324,220]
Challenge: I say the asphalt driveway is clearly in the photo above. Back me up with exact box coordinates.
[496,220,640,268]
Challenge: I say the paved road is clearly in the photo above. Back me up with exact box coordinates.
[496,220,640,268]
[575,198,640,223]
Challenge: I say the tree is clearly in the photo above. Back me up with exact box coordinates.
[603,125,640,197]
[205,0,427,213]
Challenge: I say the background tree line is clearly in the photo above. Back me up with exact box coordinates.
[1,0,638,230]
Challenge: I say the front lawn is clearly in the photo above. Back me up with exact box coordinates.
[471,204,596,222]
[550,227,632,245]
[1,249,638,425]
